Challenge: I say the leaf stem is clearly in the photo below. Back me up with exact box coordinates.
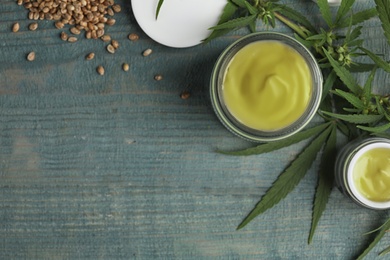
[274,12,308,39]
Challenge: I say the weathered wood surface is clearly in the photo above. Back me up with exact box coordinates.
[0,0,389,259]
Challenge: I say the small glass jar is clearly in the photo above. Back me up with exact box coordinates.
[210,32,323,142]
[335,137,390,210]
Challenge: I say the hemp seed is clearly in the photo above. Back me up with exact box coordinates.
[112,4,122,13]
[128,33,139,41]
[122,63,129,71]
[68,36,78,43]
[27,51,35,61]
[154,74,163,81]
[111,40,119,49]
[55,21,64,29]
[12,22,20,33]
[86,52,95,61]
[60,31,69,41]
[101,35,111,42]
[70,27,81,35]
[96,29,104,38]
[107,8,114,16]
[180,90,191,100]
[97,65,105,75]
[142,48,152,57]
[28,22,38,31]
[107,44,116,54]
[106,18,116,26]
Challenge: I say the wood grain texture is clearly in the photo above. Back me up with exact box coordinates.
[0,0,389,259]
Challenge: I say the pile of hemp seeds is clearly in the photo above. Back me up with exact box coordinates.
[14,0,140,75]
[12,0,189,99]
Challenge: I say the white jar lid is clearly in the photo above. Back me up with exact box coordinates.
[312,0,341,6]
[131,0,226,48]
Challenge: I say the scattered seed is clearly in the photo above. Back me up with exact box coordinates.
[60,31,68,41]
[106,18,116,26]
[91,31,98,39]
[122,63,129,71]
[96,29,104,38]
[27,51,35,61]
[45,13,53,20]
[112,4,121,13]
[180,90,191,100]
[154,74,163,81]
[17,0,23,5]
[55,21,64,29]
[142,48,152,57]
[111,39,119,49]
[68,36,78,43]
[86,52,95,61]
[28,22,38,31]
[97,23,105,29]
[70,27,81,35]
[12,22,20,33]
[107,8,114,16]
[107,44,116,54]
[128,33,139,41]
[42,7,50,14]
[97,65,105,75]
[101,34,111,42]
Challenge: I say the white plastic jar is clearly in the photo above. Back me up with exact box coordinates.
[312,0,342,6]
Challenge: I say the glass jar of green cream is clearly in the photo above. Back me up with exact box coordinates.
[335,137,390,210]
[210,32,323,142]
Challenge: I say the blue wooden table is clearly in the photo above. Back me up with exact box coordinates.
[1,0,389,259]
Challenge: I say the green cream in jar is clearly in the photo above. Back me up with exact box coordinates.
[335,138,390,209]
[222,40,312,131]
[210,32,323,142]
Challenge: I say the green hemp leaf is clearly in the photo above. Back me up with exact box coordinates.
[219,123,330,156]
[237,123,333,230]
[308,123,337,244]
[375,0,390,46]
[155,0,165,19]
